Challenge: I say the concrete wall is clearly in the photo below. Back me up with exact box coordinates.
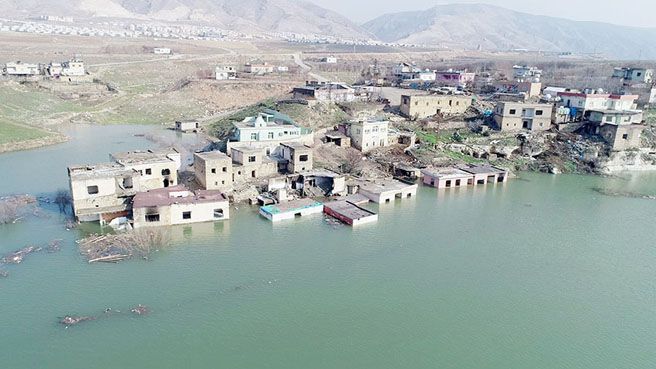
[600,125,644,151]
[400,95,472,119]
[349,121,389,153]
[133,201,230,229]
[494,102,553,131]
[194,154,232,191]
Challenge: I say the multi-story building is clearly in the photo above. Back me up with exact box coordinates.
[109,148,181,190]
[194,151,233,191]
[493,102,553,131]
[230,146,278,183]
[612,67,653,84]
[215,66,237,80]
[280,143,313,173]
[400,94,472,119]
[557,92,640,122]
[345,119,389,153]
[436,69,476,87]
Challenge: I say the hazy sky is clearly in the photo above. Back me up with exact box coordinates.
[308,0,656,28]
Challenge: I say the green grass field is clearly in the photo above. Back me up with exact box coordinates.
[0,121,48,145]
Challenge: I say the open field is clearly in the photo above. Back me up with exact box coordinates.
[0,121,48,144]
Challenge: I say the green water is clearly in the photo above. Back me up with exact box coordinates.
[1,125,655,369]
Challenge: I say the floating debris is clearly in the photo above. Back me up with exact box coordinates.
[0,194,38,224]
[0,270,8,278]
[592,187,656,200]
[130,305,150,315]
[59,315,95,327]
[1,246,41,264]
[46,239,63,253]
[78,229,171,263]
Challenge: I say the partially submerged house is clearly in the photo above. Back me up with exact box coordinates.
[421,165,508,189]
[353,179,418,204]
[259,198,324,222]
[293,170,347,197]
[459,165,509,184]
[68,163,140,223]
[400,94,472,119]
[132,185,229,229]
[324,200,378,226]
[175,120,199,132]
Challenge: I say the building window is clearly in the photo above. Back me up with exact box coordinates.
[162,169,171,176]
[214,209,224,219]
[268,132,274,139]
[250,133,257,140]
[622,133,629,139]
[145,214,160,222]
[87,185,99,195]
[182,211,191,220]
[536,110,543,116]
[248,156,256,162]
[145,168,152,175]
[211,168,216,174]
[222,167,228,172]
[509,109,516,115]
[299,154,309,162]
[606,116,613,122]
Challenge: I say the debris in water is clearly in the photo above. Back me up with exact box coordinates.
[592,187,656,200]
[2,246,40,264]
[130,305,150,315]
[0,270,8,278]
[59,315,95,327]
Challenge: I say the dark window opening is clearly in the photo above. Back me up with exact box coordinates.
[214,209,224,219]
[182,211,191,220]
[536,110,543,116]
[248,156,256,162]
[145,168,152,175]
[622,133,629,139]
[299,154,309,162]
[87,185,99,195]
[211,168,216,174]
[509,109,516,115]
[145,214,160,222]
[222,167,227,172]
[162,168,171,176]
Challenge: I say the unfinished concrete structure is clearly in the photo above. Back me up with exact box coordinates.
[194,151,233,191]
[279,143,313,173]
[494,102,553,131]
[175,120,199,132]
[324,201,377,226]
[293,170,347,197]
[68,164,140,223]
[354,179,418,204]
[132,185,229,229]
[230,146,277,183]
[584,110,646,151]
[400,94,472,120]
[293,82,357,103]
[324,131,351,147]
[110,148,181,190]
[244,62,274,74]
[259,198,324,222]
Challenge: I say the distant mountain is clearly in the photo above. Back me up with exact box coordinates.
[0,0,374,39]
[363,3,656,59]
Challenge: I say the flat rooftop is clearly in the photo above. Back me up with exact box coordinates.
[260,198,323,215]
[458,165,508,175]
[68,163,135,180]
[133,185,228,208]
[194,151,230,161]
[324,200,376,221]
[421,167,471,179]
[111,148,179,165]
[358,179,417,193]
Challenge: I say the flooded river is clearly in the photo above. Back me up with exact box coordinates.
[1,125,655,368]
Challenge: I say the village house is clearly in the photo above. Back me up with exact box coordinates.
[612,67,653,84]
[244,62,274,74]
[175,120,199,132]
[512,65,542,82]
[68,163,140,223]
[421,167,472,189]
[215,66,237,80]
[342,119,389,153]
[153,47,171,55]
[353,179,418,204]
[3,61,40,76]
[557,92,640,122]
[436,69,476,87]
[585,110,645,151]
[193,151,232,191]
[459,165,509,184]
[493,102,553,131]
[322,56,338,63]
[228,109,312,154]
[400,94,472,119]
[323,200,377,227]
[259,198,324,222]
[132,185,229,229]
[60,59,85,76]
[293,82,357,103]
[324,130,351,147]
[391,62,421,80]
[279,143,313,173]
[230,146,278,183]
[110,148,181,190]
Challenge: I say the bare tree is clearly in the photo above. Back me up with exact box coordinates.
[340,149,363,174]
[54,190,72,214]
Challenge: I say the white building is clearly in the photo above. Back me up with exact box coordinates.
[61,59,85,76]
[612,67,653,84]
[512,65,542,82]
[347,119,389,153]
[4,61,40,76]
[215,66,237,80]
[153,47,172,55]
[322,56,338,63]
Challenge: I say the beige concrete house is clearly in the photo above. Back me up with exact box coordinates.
[347,119,389,153]
[175,120,199,132]
[110,148,181,190]
[421,168,472,189]
[68,163,140,223]
[587,110,646,151]
[280,143,313,173]
[355,179,417,204]
[132,185,229,229]
[230,146,277,183]
[494,102,553,131]
[400,95,472,120]
[194,151,233,191]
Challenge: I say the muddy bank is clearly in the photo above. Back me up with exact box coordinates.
[0,133,68,154]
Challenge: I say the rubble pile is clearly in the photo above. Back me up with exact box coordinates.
[0,194,38,224]
[78,229,171,263]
